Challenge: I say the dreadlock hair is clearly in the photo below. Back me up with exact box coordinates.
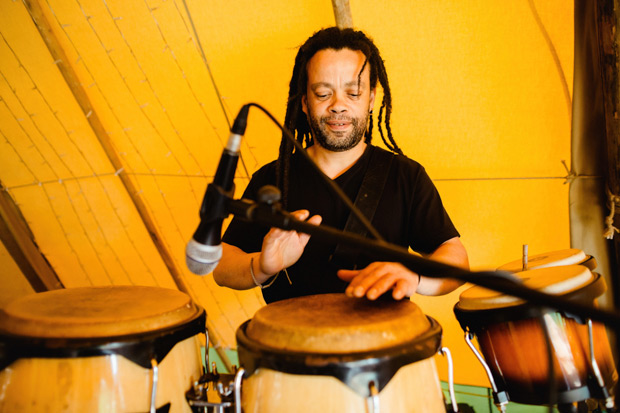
[277,27,403,206]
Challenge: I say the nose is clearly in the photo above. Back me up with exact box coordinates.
[328,93,347,114]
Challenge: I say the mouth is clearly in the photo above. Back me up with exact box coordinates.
[324,119,352,131]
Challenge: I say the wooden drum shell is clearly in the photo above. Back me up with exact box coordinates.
[0,336,201,412]
[239,356,442,413]
[472,314,589,404]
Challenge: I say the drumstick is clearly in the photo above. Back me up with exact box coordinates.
[522,244,528,271]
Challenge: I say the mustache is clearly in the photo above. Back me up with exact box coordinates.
[320,116,357,123]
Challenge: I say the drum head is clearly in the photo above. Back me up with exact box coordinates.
[246,293,431,353]
[497,248,587,272]
[0,286,201,339]
[458,265,595,311]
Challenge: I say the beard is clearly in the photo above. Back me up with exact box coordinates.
[307,112,369,152]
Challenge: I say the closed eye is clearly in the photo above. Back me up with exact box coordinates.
[346,88,362,98]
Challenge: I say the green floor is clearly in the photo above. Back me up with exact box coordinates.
[440,382,558,412]
[205,347,568,412]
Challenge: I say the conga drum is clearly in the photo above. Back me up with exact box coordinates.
[454,265,617,406]
[497,248,597,272]
[0,286,205,412]
[236,293,446,412]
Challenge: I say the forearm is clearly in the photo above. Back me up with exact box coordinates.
[416,237,469,296]
[212,243,272,290]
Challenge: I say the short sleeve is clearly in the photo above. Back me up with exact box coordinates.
[407,166,460,254]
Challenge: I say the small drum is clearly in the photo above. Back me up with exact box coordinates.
[497,248,597,272]
[454,265,617,406]
[236,293,446,412]
[0,286,205,412]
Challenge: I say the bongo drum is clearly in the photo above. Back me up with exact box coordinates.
[454,265,616,406]
[236,293,446,413]
[0,286,205,413]
[497,248,597,272]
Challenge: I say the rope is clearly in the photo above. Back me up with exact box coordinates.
[561,160,576,184]
[604,187,620,240]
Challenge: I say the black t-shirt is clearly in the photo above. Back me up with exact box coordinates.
[222,145,459,303]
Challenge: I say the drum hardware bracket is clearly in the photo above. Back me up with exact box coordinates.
[464,332,508,413]
[233,368,244,413]
[522,244,528,271]
[587,319,616,411]
[186,381,235,413]
[365,381,380,413]
[186,398,233,413]
[216,379,234,398]
[150,358,159,413]
[204,328,210,378]
[439,346,459,413]
[210,361,219,390]
[185,362,241,413]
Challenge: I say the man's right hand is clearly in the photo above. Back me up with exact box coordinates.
[258,209,322,277]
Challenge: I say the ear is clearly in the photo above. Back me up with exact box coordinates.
[369,87,376,111]
[302,94,308,115]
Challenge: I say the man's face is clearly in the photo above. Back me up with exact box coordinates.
[302,48,376,152]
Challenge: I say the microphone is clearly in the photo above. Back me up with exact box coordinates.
[186,105,250,274]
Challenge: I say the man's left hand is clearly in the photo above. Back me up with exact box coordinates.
[337,262,419,300]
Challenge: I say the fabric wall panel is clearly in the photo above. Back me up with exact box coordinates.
[351,0,573,180]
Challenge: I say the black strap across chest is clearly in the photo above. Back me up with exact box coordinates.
[330,147,394,269]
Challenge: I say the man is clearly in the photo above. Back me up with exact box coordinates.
[213,27,468,303]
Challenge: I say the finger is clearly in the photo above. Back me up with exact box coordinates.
[337,269,358,282]
[365,273,402,300]
[391,278,414,300]
[345,268,386,298]
[290,209,310,220]
[307,214,322,225]
[368,274,417,301]
[297,215,322,246]
[340,262,382,286]
[364,269,418,300]
[266,211,315,242]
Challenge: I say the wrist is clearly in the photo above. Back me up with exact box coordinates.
[250,255,284,289]
[250,256,266,287]
[414,273,421,293]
